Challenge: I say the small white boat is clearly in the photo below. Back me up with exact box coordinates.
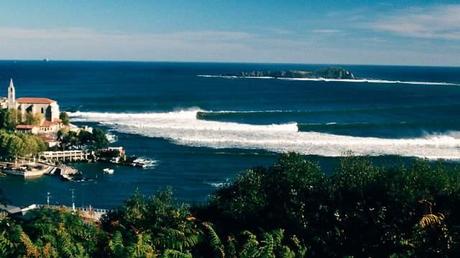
[103,168,114,174]
[131,158,156,169]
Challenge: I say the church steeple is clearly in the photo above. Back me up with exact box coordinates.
[7,78,16,110]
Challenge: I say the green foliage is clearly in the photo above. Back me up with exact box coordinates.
[108,231,127,257]
[91,128,110,149]
[202,153,460,257]
[0,154,460,257]
[103,188,201,257]
[59,127,109,150]
[211,168,267,224]
[0,208,104,257]
[22,208,104,257]
[0,130,47,159]
[0,109,18,131]
[60,112,70,125]
[24,112,43,126]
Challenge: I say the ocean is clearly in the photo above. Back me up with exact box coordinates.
[0,61,459,208]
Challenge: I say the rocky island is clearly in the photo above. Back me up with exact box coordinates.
[226,67,355,79]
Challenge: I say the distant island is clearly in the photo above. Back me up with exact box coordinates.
[225,67,356,79]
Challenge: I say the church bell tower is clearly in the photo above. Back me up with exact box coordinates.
[7,78,16,110]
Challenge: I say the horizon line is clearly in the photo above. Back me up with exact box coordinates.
[0,59,458,68]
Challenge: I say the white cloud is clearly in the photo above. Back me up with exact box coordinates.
[372,4,460,40]
[0,25,458,66]
[311,29,341,34]
[0,27,259,60]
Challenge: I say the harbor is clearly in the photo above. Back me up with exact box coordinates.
[0,79,155,182]
[0,160,56,178]
[0,147,154,182]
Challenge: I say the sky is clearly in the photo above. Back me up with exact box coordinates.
[0,0,459,66]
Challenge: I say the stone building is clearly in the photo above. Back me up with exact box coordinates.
[1,79,61,123]
[0,79,62,137]
[16,97,60,123]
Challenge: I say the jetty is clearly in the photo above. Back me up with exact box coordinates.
[0,161,56,178]
[39,150,91,162]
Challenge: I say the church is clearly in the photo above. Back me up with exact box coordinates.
[0,79,62,134]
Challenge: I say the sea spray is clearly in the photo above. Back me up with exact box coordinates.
[69,109,460,160]
[198,75,460,86]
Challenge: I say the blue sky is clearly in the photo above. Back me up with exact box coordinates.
[0,0,459,66]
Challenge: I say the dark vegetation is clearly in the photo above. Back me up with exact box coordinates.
[0,109,43,128]
[60,112,70,126]
[0,130,47,159]
[229,67,355,79]
[1,153,460,257]
[57,127,109,150]
[0,109,18,131]
[0,109,109,158]
[0,110,47,159]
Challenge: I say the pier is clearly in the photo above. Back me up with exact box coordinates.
[0,161,56,178]
[39,150,91,162]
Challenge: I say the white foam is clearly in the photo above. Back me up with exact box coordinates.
[198,75,459,86]
[105,131,118,143]
[204,181,228,188]
[69,109,460,160]
[279,77,459,86]
[133,157,157,169]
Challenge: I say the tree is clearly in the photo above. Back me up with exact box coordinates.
[91,128,109,149]
[0,154,460,256]
[102,189,202,256]
[127,233,156,258]
[20,208,104,257]
[5,134,24,159]
[59,128,109,150]
[24,112,43,126]
[0,109,18,131]
[0,130,47,159]
[108,231,127,258]
[59,112,70,126]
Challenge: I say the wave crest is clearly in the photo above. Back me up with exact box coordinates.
[69,110,460,160]
[198,75,459,86]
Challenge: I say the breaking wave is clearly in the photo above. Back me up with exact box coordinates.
[69,109,460,160]
[105,131,118,143]
[198,75,459,86]
[297,121,460,131]
[204,179,230,188]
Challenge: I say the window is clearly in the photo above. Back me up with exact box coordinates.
[41,108,44,113]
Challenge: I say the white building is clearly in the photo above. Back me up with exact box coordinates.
[1,79,61,123]
[0,79,63,140]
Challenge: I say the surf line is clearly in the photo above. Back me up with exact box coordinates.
[69,109,460,160]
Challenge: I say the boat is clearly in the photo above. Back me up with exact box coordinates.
[103,168,114,174]
[58,165,83,181]
[60,174,73,181]
[131,158,156,168]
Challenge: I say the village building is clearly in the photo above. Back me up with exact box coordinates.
[0,79,64,145]
[3,79,61,123]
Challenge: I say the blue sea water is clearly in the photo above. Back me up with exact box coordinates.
[0,61,459,208]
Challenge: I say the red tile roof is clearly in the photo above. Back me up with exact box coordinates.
[16,97,55,104]
[41,120,60,127]
[16,125,36,130]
